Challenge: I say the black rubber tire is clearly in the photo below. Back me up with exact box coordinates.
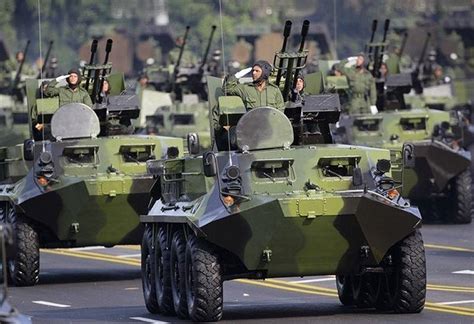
[185,235,223,322]
[446,169,472,224]
[1,202,40,286]
[154,226,174,315]
[141,225,160,313]
[351,273,380,309]
[335,275,354,306]
[9,218,40,286]
[376,229,426,313]
[170,230,188,319]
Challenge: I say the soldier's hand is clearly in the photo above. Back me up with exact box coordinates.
[235,67,252,79]
[370,105,378,115]
[55,74,70,82]
[35,123,44,131]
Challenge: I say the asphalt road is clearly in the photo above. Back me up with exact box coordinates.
[8,222,474,323]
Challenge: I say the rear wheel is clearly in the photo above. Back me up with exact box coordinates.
[376,229,426,313]
[335,275,354,306]
[141,225,159,313]
[170,230,188,319]
[185,235,223,322]
[154,226,174,315]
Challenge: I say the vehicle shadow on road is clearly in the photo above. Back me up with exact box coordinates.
[36,268,141,285]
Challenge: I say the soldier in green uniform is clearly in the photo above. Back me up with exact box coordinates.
[223,60,285,111]
[168,37,198,67]
[35,68,92,133]
[338,54,377,114]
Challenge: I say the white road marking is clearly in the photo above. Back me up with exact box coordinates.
[291,276,336,284]
[452,270,474,275]
[68,246,105,251]
[243,293,249,296]
[130,317,169,323]
[125,287,139,290]
[32,301,70,308]
[117,253,141,258]
[437,300,474,305]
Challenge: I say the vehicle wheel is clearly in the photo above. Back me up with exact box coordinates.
[141,225,159,313]
[170,230,188,319]
[376,229,426,313]
[445,169,472,224]
[185,235,223,322]
[351,273,380,308]
[0,203,40,286]
[154,226,174,315]
[335,275,354,306]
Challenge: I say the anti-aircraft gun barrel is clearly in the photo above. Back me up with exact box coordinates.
[291,20,310,95]
[12,40,30,91]
[374,19,390,77]
[92,39,112,104]
[175,26,190,71]
[84,39,98,92]
[171,26,190,91]
[199,25,217,73]
[412,32,431,94]
[38,40,53,79]
[275,20,292,87]
[98,39,113,103]
[365,19,378,54]
[399,32,408,58]
[416,32,431,70]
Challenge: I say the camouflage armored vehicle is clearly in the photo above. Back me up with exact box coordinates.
[138,26,217,151]
[0,40,184,286]
[333,20,472,224]
[140,21,426,322]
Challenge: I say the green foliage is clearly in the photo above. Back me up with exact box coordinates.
[1,0,471,74]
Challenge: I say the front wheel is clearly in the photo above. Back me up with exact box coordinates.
[185,235,223,322]
[0,203,40,287]
[376,229,426,313]
[446,169,472,224]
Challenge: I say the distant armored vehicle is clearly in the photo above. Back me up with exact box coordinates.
[139,26,217,151]
[140,21,426,322]
[333,19,472,224]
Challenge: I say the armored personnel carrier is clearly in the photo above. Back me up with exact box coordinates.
[140,21,426,322]
[0,40,184,286]
[333,19,472,224]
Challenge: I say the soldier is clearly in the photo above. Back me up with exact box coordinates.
[43,68,92,107]
[168,36,197,67]
[223,60,285,111]
[291,73,306,102]
[5,51,36,76]
[34,69,92,134]
[135,74,154,94]
[338,53,376,114]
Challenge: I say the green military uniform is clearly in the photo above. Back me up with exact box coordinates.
[44,80,92,108]
[224,75,285,111]
[338,60,376,114]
